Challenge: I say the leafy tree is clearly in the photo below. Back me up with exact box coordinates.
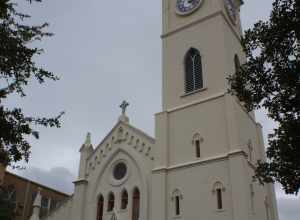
[0,0,63,166]
[228,0,300,194]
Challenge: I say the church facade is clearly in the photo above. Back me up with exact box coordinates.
[33,0,279,220]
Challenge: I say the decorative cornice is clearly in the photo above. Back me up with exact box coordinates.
[87,120,155,162]
[161,11,223,39]
[73,179,88,185]
[157,92,226,116]
[161,11,242,43]
[152,149,247,173]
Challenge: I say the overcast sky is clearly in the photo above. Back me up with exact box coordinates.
[6,0,299,219]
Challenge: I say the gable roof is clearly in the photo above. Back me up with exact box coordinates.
[88,120,155,160]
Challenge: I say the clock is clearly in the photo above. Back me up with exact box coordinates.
[224,0,237,24]
[176,0,204,16]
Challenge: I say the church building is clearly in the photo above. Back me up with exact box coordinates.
[32,0,279,220]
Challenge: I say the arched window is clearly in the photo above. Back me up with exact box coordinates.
[212,182,225,210]
[121,190,128,210]
[132,188,140,220]
[234,54,241,73]
[185,48,203,93]
[250,184,255,213]
[195,140,200,158]
[247,140,254,162]
[193,133,203,158]
[171,189,183,217]
[97,195,104,220]
[107,192,115,212]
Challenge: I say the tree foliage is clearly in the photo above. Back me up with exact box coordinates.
[228,0,300,194]
[0,0,63,166]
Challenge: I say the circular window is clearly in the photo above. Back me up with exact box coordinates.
[113,162,127,180]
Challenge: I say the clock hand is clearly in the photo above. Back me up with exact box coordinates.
[183,0,192,7]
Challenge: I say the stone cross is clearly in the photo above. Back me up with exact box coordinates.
[120,100,129,115]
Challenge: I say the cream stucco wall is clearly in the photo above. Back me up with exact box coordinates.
[152,95,278,220]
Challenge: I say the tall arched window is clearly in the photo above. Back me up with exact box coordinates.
[212,182,225,210]
[250,184,255,213]
[193,133,203,158]
[172,189,183,217]
[97,195,104,220]
[132,188,140,220]
[107,192,115,212]
[234,54,241,73]
[185,48,203,93]
[247,140,254,162]
[121,190,128,210]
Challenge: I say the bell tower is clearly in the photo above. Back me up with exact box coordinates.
[152,1,279,220]
[162,0,243,110]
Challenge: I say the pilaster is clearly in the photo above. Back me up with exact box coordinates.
[228,153,250,220]
[151,169,168,220]
[71,179,88,220]
[151,111,169,220]
[224,94,240,152]
[154,111,169,168]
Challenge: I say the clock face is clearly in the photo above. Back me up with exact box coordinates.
[176,0,203,15]
[224,0,237,24]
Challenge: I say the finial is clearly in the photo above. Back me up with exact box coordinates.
[84,132,92,146]
[120,100,129,115]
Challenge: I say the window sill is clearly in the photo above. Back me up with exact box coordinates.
[181,87,207,98]
[214,209,226,213]
[173,215,183,219]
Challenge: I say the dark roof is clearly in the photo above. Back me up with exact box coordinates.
[5,171,71,197]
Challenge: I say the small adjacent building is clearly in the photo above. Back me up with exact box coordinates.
[2,171,70,220]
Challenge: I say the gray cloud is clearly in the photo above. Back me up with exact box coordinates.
[277,196,300,220]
